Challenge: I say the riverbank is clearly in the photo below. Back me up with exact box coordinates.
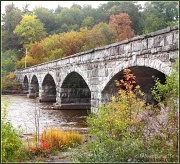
[20,140,78,163]
[21,140,84,163]
[2,95,89,162]
[2,90,28,95]
[19,130,88,163]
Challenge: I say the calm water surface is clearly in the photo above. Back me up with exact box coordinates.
[1,95,89,135]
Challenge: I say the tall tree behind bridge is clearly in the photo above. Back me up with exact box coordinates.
[33,7,56,35]
[142,1,179,33]
[13,14,47,48]
[97,1,143,35]
[1,3,23,51]
[109,13,135,42]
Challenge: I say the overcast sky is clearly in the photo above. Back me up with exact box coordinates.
[1,1,146,14]
[1,1,109,13]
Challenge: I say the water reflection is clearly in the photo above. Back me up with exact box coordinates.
[1,95,90,135]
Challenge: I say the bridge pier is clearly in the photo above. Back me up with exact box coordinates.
[27,83,39,98]
[53,102,91,110]
[39,86,56,102]
[21,82,29,93]
[27,92,39,98]
[53,87,91,110]
[90,91,102,113]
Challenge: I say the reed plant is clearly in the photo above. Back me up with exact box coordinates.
[40,127,82,151]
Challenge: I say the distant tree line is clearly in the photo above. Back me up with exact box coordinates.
[2,1,179,73]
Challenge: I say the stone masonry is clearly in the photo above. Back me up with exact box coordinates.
[14,26,179,113]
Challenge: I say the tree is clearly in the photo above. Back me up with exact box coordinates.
[112,1,143,35]
[55,7,84,33]
[142,1,179,33]
[81,16,94,29]
[97,1,143,35]
[71,3,82,9]
[29,34,66,63]
[33,7,56,34]
[1,3,23,51]
[59,30,84,56]
[81,4,94,18]
[92,7,108,24]
[54,5,63,14]
[16,55,39,69]
[27,20,117,66]
[109,13,135,42]
[2,3,22,31]
[89,22,116,48]
[143,13,166,34]
[28,41,44,64]
[13,14,47,46]
[151,1,179,23]
[2,50,18,75]
[22,3,32,14]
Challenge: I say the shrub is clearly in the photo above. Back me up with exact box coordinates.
[1,101,23,162]
[2,73,21,92]
[18,128,82,160]
[40,127,82,151]
[73,68,150,162]
[152,59,178,108]
[74,67,178,162]
[26,139,50,158]
[149,59,179,161]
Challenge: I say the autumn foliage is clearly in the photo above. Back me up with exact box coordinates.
[20,127,82,160]
[40,127,82,150]
[74,68,178,162]
[2,2,178,72]
[116,68,137,93]
[2,73,21,92]
[7,72,15,79]
[27,139,50,157]
[110,13,135,42]
[15,13,136,68]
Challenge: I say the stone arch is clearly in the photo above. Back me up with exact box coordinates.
[59,71,91,109]
[42,71,57,85]
[59,67,91,92]
[40,73,56,102]
[101,58,172,92]
[30,75,39,98]
[22,75,29,91]
[101,58,170,104]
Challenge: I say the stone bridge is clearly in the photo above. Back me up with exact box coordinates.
[14,26,178,113]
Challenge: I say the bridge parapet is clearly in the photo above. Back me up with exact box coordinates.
[14,26,178,112]
[15,25,178,75]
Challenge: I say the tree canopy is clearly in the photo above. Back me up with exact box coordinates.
[2,1,179,72]
[13,14,47,46]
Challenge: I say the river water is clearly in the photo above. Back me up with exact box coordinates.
[1,95,89,136]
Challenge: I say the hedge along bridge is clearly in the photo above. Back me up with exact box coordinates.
[15,26,179,113]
